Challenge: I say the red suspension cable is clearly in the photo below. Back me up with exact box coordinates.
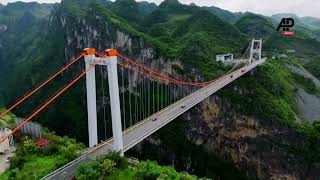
[116,41,252,86]
[0,54,106,143]
[117,62,205,87]
[116,53,212,86]
[0,47,248,143]
[0,53,85,119]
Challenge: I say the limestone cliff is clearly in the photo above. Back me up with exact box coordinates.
[50,3,320,180]
[129,93,320,179]
[188,96,318,179]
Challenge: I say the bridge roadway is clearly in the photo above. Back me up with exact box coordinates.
[43,58,266,180]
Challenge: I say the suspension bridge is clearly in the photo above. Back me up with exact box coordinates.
[0,39,264,179]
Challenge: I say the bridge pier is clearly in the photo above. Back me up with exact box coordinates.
[84,48,99,148]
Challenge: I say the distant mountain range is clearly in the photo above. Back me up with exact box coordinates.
[1,0,320,118]
[1,0,320,135]
[0,1,320,179]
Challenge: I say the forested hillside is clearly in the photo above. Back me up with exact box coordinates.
[0,0,319,179]
[235,13,274,39]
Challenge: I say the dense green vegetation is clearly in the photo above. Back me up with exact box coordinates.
[130,0,247,78]
[265,32,320,58]
[0,1,52,22]
[301,16,320,30]
[0,107,16,129]
[0,0,246,143]
[202,6,239,24]
[218,59,296,125]
[0,1,92,142]
[217,59,320,167]
[235,13,275,39]
[271,14,320,39]
[292,73,319,94]
[137,1,157,16]
[0,131,84,180]
[75,152,209,180]
[110,0,142,23]
[304,57,320,79]
[291,120,320,165]
[1,0,320,179]
[128,118,252,180]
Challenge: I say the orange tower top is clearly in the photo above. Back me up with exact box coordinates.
[83,48,96,55]
[105,49,118,57]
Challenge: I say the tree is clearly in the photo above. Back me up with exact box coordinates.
[99,159,116,175]
[22,137,39,155]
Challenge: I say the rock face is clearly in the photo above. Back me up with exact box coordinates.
[187,96,314,179]
[52,11,181,73]
[52,5,320,180]
[296,88,320,122]
[50,9,186,90]
[287,64,320,122]
[45,4,193,141]
[131,95,320,179]
[0,24,7,33]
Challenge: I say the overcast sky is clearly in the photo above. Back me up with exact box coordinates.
[1,0,320,18]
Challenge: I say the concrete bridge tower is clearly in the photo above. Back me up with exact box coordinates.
[249,38,262,63]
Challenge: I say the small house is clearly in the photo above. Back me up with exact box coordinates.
[216,54,234,62]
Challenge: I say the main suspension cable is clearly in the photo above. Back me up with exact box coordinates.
[0,54,107,143]
[117,53,211,86]
[116,62,206,87]
[0,53,85,119]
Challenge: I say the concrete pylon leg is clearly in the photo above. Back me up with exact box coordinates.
[249,39,254,64]
[84,48,98,148]
[259,38,262,60]
[105,49,124,155]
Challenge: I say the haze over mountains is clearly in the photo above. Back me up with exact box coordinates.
[2,0,320,18]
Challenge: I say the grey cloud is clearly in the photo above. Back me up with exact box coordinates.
[138,0,320,18]
[1,0,319,18]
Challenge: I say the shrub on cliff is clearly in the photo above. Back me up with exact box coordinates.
[75,152,207,180]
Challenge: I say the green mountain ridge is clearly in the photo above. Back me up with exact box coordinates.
[301,16,320,29]
[0,1,52,21]
[265,32,320,59]
[159,0,181,8]
[235,12,275,39]
[137,1,157,15]
[109,0,142,23]
[272,13,320,30]
[142,0,197,27]
[202,6,239,24]
[134,2,246,78]
[271,13,320,39]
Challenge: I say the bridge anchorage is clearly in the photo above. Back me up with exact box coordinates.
[0,37,264,179]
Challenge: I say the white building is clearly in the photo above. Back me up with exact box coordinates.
[216,54,234,62]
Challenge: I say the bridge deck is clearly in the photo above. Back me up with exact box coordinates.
[43,59,266,180]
